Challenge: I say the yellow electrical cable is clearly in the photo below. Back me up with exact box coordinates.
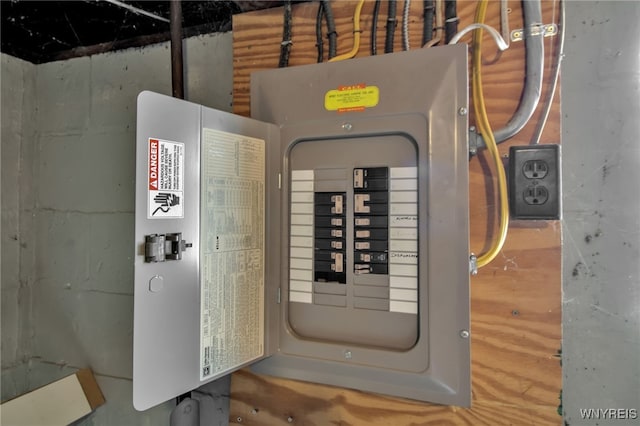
[329,0,365,62]
[472,0,510,268]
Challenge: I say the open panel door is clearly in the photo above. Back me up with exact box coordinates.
[133,91,280,411]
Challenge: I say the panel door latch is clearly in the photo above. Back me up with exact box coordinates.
[144,233,192,263]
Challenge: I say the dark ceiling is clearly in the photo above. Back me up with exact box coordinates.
[1,1,291,64]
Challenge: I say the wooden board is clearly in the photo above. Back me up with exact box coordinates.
[1,369,105,425]
[231,1,562,424]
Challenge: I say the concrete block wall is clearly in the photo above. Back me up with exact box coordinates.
[1,54,36,401]
[1,32,233,424]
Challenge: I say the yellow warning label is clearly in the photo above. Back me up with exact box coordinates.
[324,84,379,113]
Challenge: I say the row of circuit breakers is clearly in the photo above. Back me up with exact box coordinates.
[315,167,391,283]
[288,161,419,325]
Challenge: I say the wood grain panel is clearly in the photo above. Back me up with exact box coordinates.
[231,0,562,424]
[230,369,560,426]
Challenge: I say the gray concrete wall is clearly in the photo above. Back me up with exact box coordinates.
[1,32,232,424]
[562,2,640,425]
[1,53,36,401]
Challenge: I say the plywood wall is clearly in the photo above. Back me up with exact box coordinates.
[231,1,562,424]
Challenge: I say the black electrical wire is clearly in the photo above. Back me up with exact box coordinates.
[444,0,458,44]
[371,0,381,55]
[169,0,183,99]
[278,0,293,68]
[385,0,397,53]
[316,1,324,62]
[422,0,434,46]
[322,0,337,59]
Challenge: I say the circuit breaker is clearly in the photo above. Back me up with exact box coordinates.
[286,138,418,350]
[133,45,470,411]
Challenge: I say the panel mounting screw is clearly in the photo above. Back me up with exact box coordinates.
[458,107,468,116]
[236,417,243,423]
[342,123,353,131]
[469,254,478,275]
[460,330,470,339]
[251,408,259,415]
[287,416,294,422]
[344,350,352,359]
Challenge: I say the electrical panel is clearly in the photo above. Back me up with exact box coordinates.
[286,137,418,350]
[133,45,470,412]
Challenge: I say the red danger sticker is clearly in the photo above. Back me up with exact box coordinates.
[147,138,184,219]
[149,139,159,190]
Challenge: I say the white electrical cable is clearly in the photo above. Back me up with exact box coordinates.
[531,0,565,144]
[102,0,170,23]
[448,23,509,51]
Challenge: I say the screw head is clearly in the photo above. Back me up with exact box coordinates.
[251,408,258,415]
[458,107,468,116]
[344,350,352,359]
[287,416,294,423]
[236,417,243,423]
[512,309,520,316]
[460,330,470,339]
[342,123,353,131]
[469,254,478,275]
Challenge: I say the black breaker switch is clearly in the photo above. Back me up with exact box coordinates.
[353,167,389,275]
[314,192,347,283]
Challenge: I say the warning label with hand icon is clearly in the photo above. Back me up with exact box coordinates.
[147,138,184,219]
[151,192,181,216]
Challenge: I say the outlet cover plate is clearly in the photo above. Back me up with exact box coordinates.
[509,144,561,220]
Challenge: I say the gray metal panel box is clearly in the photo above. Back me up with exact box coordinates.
[251,45,470,407]
[133,45,470,411]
